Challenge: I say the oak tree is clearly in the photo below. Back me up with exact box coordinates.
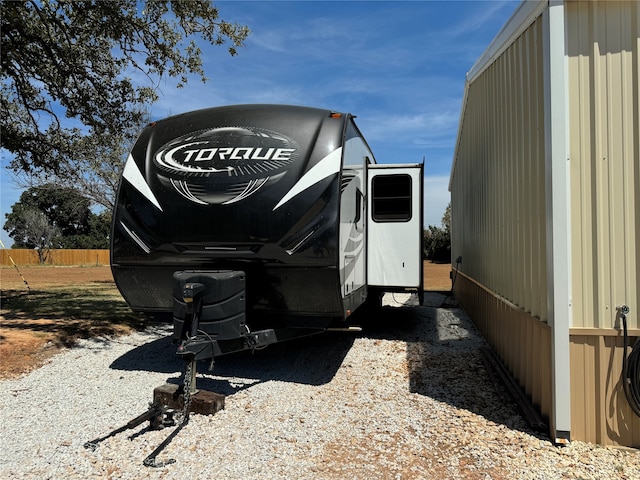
[4,185,112,251]
[1,0,250,175]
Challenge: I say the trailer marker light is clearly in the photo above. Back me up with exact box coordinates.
[330,112,342,118]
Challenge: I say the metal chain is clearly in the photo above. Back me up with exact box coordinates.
[142,359,194,467]
[180,359,194,424]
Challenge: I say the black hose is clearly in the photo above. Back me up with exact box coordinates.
[621,313,640,417]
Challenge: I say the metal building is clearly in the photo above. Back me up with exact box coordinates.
[450,0,639,446]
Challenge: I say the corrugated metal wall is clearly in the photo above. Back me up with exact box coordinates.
[570,332,640,446]
[567,0,639,330]
[450,11,557,439]
[451,16,548,321]
[566,0,640,448]
[451,0,640,447]
[456,271,553,423]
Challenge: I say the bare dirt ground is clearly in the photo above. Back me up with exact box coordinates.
[0,266,118,378]
[423,260,452,291]
[0,262,452,379]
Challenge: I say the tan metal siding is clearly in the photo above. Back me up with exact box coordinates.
[570,332,640,447]
[567,0,639,329]
[451,0,640,448]
[450,17,547,321]
[454,272,553,424]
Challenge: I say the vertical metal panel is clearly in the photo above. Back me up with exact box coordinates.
[566,0,639,329]
[450,17,548,322]
[454,272,553,424]
[570,332,640,446]
[450,4,560,441]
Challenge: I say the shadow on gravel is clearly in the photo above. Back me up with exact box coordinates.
[110,329,356,395]
[109,334,181,373]
[109,292,538,437]
[359,293,540,438]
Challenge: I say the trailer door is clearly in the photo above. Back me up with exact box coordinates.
[367,164,423,290]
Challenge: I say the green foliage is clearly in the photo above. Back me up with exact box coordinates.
[15,120,142,209]
[423,225,450,263]
[423,202,451,263]
[1,0,250,174]
[4,186,111,254]
[441,202,451,231]
[86,211,112,248]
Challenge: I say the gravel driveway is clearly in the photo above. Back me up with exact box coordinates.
[1,293,638,479]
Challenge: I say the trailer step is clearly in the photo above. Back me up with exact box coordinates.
[153,383,225,416]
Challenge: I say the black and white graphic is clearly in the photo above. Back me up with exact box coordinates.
[154,126,299,205]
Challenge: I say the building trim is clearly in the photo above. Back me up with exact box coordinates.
[543,0,573,444]
[467,1,549,84]
[569,327,640,338]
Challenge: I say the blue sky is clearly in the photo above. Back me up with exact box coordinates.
[0,0,520,248]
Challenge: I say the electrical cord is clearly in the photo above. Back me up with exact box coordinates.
[196,329,217,371]
[621,310,640,418]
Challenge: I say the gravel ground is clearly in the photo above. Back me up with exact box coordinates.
[1,293,638,479]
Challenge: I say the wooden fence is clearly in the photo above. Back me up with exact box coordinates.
[0,249,110,266]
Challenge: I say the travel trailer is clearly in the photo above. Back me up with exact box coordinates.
[111,104,423,359]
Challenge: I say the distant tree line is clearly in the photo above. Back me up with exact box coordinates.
[3,185,111,263]
[424,203,451,263]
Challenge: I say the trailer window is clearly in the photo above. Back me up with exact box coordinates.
[371,174,412,222]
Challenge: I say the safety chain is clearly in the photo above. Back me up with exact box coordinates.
[142,358,195,468]
[180,359,194,424]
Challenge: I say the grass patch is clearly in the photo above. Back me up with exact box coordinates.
[0,282,149,348]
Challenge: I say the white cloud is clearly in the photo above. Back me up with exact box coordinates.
[360,106,460,151]
[445,0,516,39]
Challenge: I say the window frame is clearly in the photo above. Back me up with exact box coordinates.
[370,174,413,223]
